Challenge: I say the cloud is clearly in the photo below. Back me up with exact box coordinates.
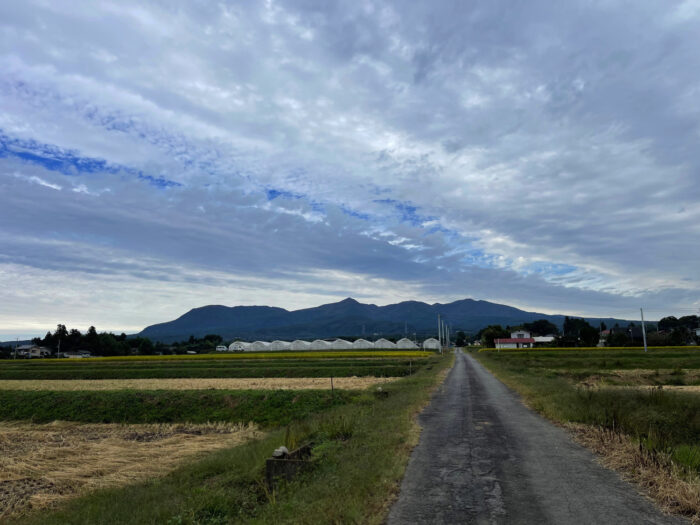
[1,0,699,337]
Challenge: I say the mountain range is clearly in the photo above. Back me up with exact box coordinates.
[138,297,635,343]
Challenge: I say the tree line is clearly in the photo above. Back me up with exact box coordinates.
[0,325,226,358]
[476,315,700,348]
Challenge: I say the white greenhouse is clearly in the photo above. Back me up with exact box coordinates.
[310,339,332,350]
[228,341,250,352]
[352,338,374,349]
[249,341,271,351]
[396,338,418,349]
[374,338,396,349]
[290,340,311,350]
[422,338,441,350]
[330,339,353,350]
[268,340,291,351]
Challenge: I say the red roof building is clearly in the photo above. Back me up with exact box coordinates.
[494,337,535,349]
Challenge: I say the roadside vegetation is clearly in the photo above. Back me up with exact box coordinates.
[473,347,700,520]
[6,352,451,524]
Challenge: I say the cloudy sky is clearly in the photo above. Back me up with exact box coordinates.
[1,1,699,338]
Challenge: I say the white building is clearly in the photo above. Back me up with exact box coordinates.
[215,345,228,352]
[249,341,271,351]
[228,341,250,351]
[330,339,353,350]
[374,338,396,349]
[290,340,311,350]
[495,331,535,349]
[396,338,418,349]
[533,336,555,344]
[422,338,441,350]
[310,339,332,350]
[268,340,291,351]
[352,338,373,349]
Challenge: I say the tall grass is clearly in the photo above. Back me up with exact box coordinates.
[474,350,700,473]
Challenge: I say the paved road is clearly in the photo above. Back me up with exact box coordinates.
[388,350,686,525]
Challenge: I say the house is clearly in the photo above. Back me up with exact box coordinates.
[16,345,52,358]
[495,330,535,349]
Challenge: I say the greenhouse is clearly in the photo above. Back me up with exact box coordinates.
[374,338,396,349]
[422,338,441,350]
[330,339,353,350]
[290,339,311,350]
[352,338,373,349]
[268,340,291,351]
[310,339,332,350]
[249,341,271,351]
[396,338,418,349]
[227,341,250,351]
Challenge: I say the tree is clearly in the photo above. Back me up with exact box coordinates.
[561,317,599,346]
[659,316,679,331]
[523,319,559,336]
[479,325,509,348]
[138,338,155,355]
[455,331,466,347]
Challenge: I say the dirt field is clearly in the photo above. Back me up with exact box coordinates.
[0,377,396,391]
[0,421,263,520]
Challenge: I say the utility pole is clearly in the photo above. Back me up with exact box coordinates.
[640,308,648,353]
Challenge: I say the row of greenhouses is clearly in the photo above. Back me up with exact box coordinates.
[222,337,441,352]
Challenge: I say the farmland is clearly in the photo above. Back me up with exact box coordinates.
[0,352,429,380]
[472,347,700,519]
[0,349,448,523]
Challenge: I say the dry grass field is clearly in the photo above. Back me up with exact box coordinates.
[0,376,396,391]
[0,421,263,520]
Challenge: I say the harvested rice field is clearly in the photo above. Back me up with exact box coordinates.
[0,421,263,520]
[0,376,396,391]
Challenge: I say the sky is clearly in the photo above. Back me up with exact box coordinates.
[1,1,700,339]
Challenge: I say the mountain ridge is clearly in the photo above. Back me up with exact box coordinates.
[138,297,636,343]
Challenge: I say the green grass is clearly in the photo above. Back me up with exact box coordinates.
[0,390,358,427]
[11,354,452,525]
[0,358,428,380]
[473,348,700,473]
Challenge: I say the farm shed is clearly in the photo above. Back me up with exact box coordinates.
[422,338,440,350]
[374,338,396,349]
[249,341,271,351]
[396,338,418,349]
[330,339,353,350]
[352,338,373,349]
[290,340,311,350]
[268,340,291,351]
[310,339,332,350]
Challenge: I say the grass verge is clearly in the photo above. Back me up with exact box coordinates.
[473,349,700,522]
[10,354,452,524]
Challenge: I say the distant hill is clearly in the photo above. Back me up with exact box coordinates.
[138,297,634,343]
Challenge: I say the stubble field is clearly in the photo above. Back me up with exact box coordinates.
[0,349,443,523]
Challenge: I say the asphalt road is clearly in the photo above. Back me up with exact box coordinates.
[387,350,686,525]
